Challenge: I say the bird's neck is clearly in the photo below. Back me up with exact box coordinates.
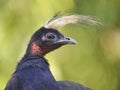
[30,42,45,56]
[25,42,53,57]
[17,54,49,70]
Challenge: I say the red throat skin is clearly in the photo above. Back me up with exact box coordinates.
[31,42,45,56]
[30,42,52,56]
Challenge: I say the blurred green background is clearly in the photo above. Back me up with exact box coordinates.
[0,0,120,90]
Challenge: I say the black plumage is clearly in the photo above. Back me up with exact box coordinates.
[4,14,97,90]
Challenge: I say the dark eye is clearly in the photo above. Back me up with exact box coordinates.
[46,33,56,40]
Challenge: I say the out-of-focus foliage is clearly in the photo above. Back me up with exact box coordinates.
[0,0,120,90]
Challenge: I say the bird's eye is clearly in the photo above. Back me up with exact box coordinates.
[46,33,56,40]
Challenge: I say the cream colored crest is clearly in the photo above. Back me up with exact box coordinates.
[44,14,102,29]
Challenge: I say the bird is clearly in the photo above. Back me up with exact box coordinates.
[5,14,101,90]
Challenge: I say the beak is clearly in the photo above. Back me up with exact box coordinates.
[55,37,77,45]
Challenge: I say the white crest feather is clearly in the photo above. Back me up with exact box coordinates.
[44,14,103,29]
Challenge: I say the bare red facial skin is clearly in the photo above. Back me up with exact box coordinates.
[30,42,53,56]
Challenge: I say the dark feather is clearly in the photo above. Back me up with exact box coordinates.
[5,55,61,90]
[58,80,91,90]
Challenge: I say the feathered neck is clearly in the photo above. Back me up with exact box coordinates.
[16,54,49,71]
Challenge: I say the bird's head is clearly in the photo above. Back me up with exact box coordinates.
[28,27,77,56]
[27,14,102,56]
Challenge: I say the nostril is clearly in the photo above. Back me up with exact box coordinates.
[66,37,70,40]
